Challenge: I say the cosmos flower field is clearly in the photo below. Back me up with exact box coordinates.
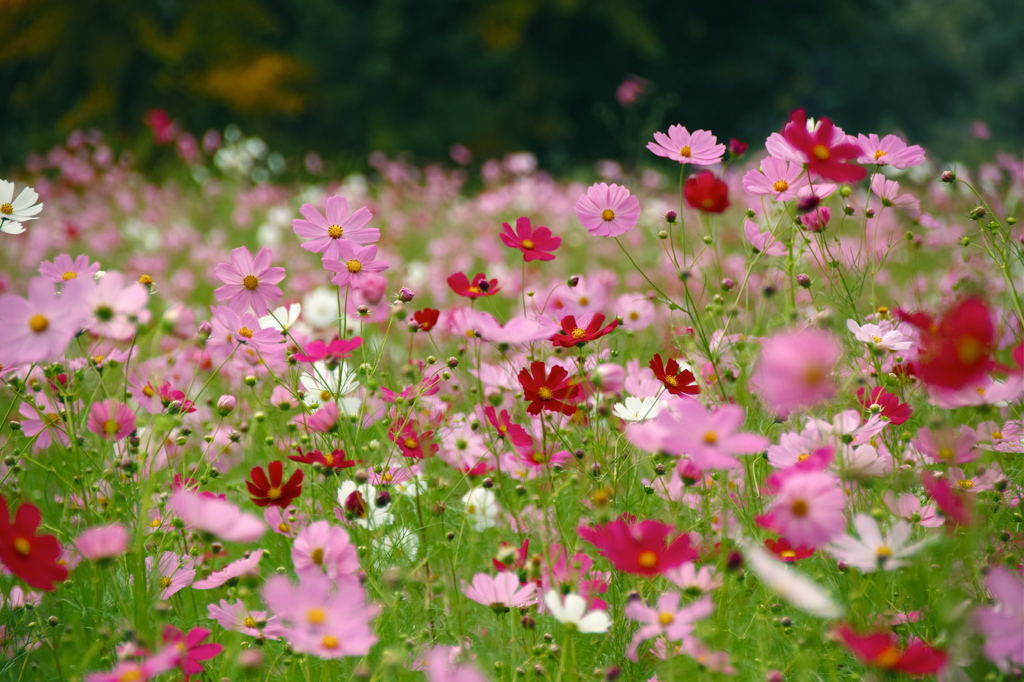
[0,111,1022,681]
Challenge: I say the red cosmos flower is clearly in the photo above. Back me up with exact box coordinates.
[411,308,440,332]
[898,297,996,390]
[921,471,972,526]
[517,361,581,416]
[551,313,619,348]
[577,516,698,576]
[482,406,533,448]
[857,386,912,425]
[764,537,815,563]
[684,171,730,213]
[781,109,866,183]
[293,337,363,363]
[288,447,358,470]
[246,461,304,508]
[0,496,68,591]
[500,217,561,262]
[447,272,501,298]
[833,624,947,676]
[389,421,439,459]
[649,354,700,396]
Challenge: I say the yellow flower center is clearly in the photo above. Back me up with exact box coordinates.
[320,390,332,403]
[571,327,587,340]
[307,608,326,625]
[772,180,789,192]
[138,274,153,286]
[679,145,692,157]
[242,275,259,290]
[29,314,49,333]
[160,576,172,588]
[658,612,674,625]
[797,453,809,462]
[13,537,31,556]
[118,671,143,682]
[267,487,282,499]
[103,419,120,435]
[872,336,883,344]
[142,385,156,397]
[531,450,549,464]
[0,203,13,214]
[62,271,78,281]
[321,635,339,650]
[150,517,161,528]
[244,616,257,628]
[311,548,324,565]
[780,550,796,559]
[601,209,615,221]
[872,645,901,668]
[938,447,953,461]
[957,479,973,489]
[791,499,809,517]
[521,239,535,249]
[278,522,290,532]
[663,374,678,387]
[803,366,826,385]
[468,286,481,294]
[811,144,831,161]
[876,545,892,559]
[238,327,254,339]
[956,336,983,364]
[323,452,335,465]
[537,387,553,400]
[638,551,658,569]
[703,431,718,445]
[328,225,343,239]
[874,149,888,160]
[346,259,362,273]
[404,437,419,449]
[991,431,1003,440]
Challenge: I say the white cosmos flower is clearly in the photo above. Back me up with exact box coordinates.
[380,527,419,561]
[543,591,611,633]
[337,480,393,530]
[827,514,929,573]
[461,487,500,531]
[611,395,664,422]
[744,542,844,619]
[301,286,341,329]
[260,303,302,333]
[300,361,360,409]
[845,319,912,352]
[0,180,43,225]
[1,219,24,235]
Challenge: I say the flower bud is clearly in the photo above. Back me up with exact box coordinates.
[567,275,580,288]
[728,138,747,156]
[664,210,678,224]
[197,320,212,339]
[216,395,237,416]
[397,286,415,302]
[940,170,956,183]
[720,277,735,292]
[796,274,811,288]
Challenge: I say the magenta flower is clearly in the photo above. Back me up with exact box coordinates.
[0,277,88,365]
[38,254,101,283]
[192,550,264,589]
[577,516,698,576]
[213,246,286,316]
[856,133,926,168]
[575,182,641,238]
[292,195,379,261]
[974,566,1024,671]
[146,551,196,598]
[168,489,266,543]
[647,125,726,165]
[87,400,136,441]
[750,328,841,417]
[463,572,536,612]
[74,523,130,561]
[499,216,561,262]
[292,521,360,580]
[759,470,846,549]
[323,242,389,290]
[741,157,808,202]
[161,626,223,679]
[624,593,713,660]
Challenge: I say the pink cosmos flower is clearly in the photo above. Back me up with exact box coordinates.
[578,517,698,576]
[87,400,136,441]
[912,426,977,464]
[18,397,70,451]
[463,572,536,611]
[0,277,88,365]
[323,243,389,290]
[213,246,286,316]
[741,157,807,202]
[883,492,943,528]
[38,254,101,283]
[475,314,560,347]
[292,521,360,580]
[424,646,488,682]
[646,126,726,165]
[799,205,831,231]
[292,195,379,261]
[84,648,179,682]
[975,566,1024,671]
[870,174,920,217]
[82,272,150,340]
[74,523,130,561]
[744,219,787,256]
[759,470,847,548]
[168,489,266,543]
[192,550,264,589]
[146,551,196,599]
[161,626,223,680]
[575,182,641,237]
[750,328,842,417]
[777,109,866,183]
[624,593,713,660]
[856,134,926,168]
[207,599,284,640]
[292,337,363,363]
[208,306,283,356]
[499,216,561,262]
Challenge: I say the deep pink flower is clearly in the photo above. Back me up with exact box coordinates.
[323,242,389,290]
[646,126,726,165]
[0,277,88,365]
[447,272,501,298]
[293,337,363,363]
[500,217,561,262]
[162,626,224,680]
[577,516,698,576]
[292,195,379,261]
[833,624,947,676]
[87,400,136,441]
[743,218,787,256]
[213,246,286,316]
[575,182,641,237]
[74,523,130,561]
[778,109,866,183]
[758,470,846,549]
[857,386,912,425]
[920,471,972,526]
[750,328,841,416]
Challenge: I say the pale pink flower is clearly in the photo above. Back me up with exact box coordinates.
[741,157,807,201]
[146,551,196,599]
[0,277,88,365]
[464,572,536,611]
[663,562,722,596]
[845,319,913,352]
[827,514,928,573]
[750,329,841,417]
[74,524,130,561]
[624,593,713,660]
[208,306,283,356]
[18,397,70,451]
[87,400,136,441]
[870,174,920,217]
[213,246,286,316]
[84,647,179,682]
[646,126,725,165]
[575,182,641,238]
[615,293,656,330]
[323,243,389,290]
[292,521,360,580]
[192,550,264,589]
[883,492,943,528]
[168,489,266,543]
[975,566,1024,671]
[761,470,847,548]
[856,134,926,168]
[743,219,787,256]
[38,254,101,283]
[474,314,560,346]
[629,400,767,470]
[912,426,977,464]
[82,272,150,340]
[292,196,379,261]
[207,599,285,640]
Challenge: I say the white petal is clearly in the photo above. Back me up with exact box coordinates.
[577,610,612,634]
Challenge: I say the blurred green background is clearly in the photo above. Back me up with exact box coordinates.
[2,0,1022,171]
